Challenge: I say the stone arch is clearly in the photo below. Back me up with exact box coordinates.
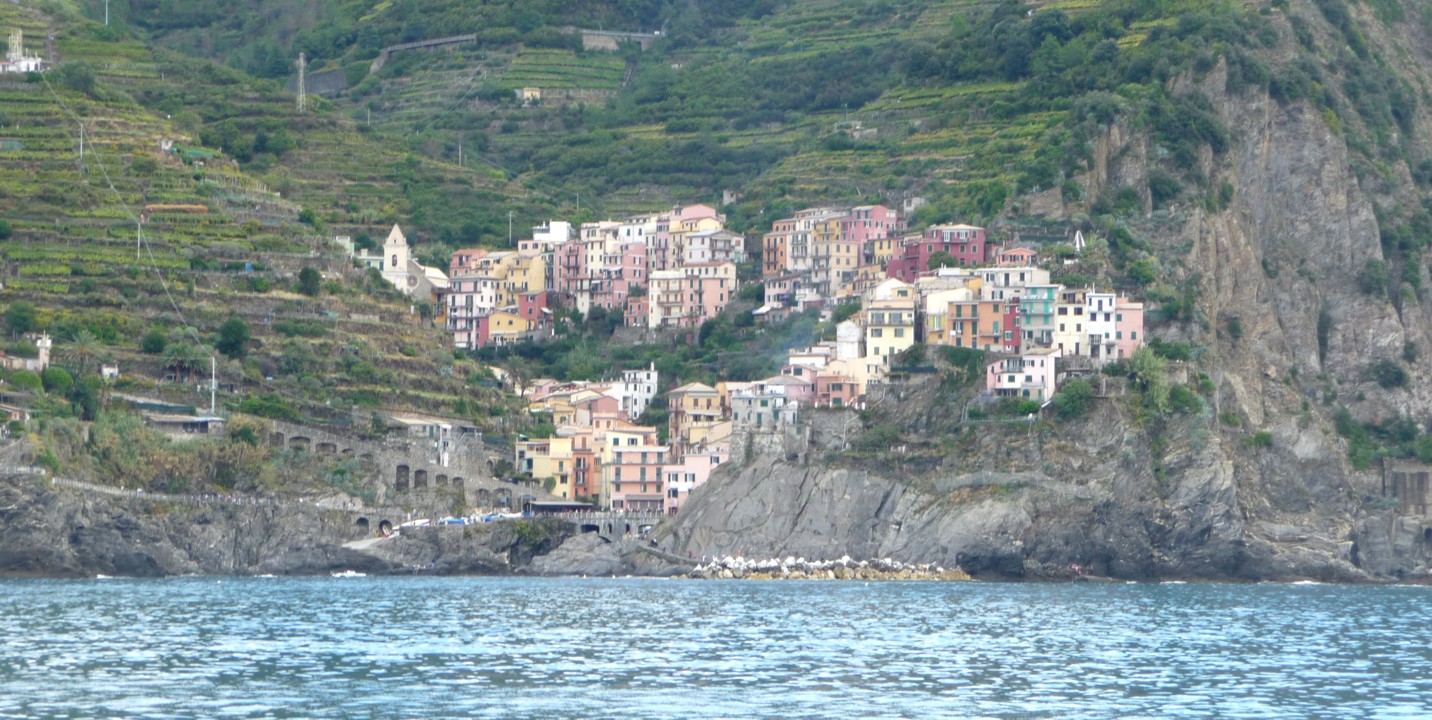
[378,519,393,535]
[316,442,337,456]
[413,469,428,489]
[435,474,448,487]
[604,522,614,535]
[268,431,285,447]
[356,517,370,533]
[288,436,310,451]
[495,487,512,506]
[451,477,464,491]
[341,448,354,459]
[580,523,599,534]
[476,487,491,506]
[395,464,410,491]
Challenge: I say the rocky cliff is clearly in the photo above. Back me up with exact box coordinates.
[0,474,581,577]
[658,2,1432,581]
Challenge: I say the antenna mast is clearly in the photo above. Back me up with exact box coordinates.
[296,53,308,113]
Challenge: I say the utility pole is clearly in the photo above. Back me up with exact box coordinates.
[77,122,84,161]
[210,356,217,416]
[457,134,463,166]
[104,0,109,26]
[135,219,142,260]
[296,53,307,113]
[508,210,514,246]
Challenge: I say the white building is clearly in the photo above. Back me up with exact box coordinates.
[0,31,42,74]
[607,364,659,420]
[378,225,448,301]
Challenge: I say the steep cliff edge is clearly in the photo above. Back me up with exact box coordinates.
[661,397,1429,581]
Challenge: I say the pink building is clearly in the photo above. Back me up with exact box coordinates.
[553,241,588,306]
[986,347,1060,402]
[995,246,1038,266]
[662,450,725,515]
[813,371,859,408]
[647,263,737,329]
[517,291,551,331]
[1116,298,1145,360]
[886,224,989,282]
[593,241,648,311]
[840,205,904,248]
[624,296,649,327]
[606,442,669,512]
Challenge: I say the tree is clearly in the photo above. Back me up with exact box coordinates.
[215,318,250,359]
[927,250,959,270]
[297,267,322,297]
[140,328,167,354]
[1127,346,1170,412]
[61,329,104,377]
[41,367,73,396]
[162,342,207,382]
[1054,378,1094,418]
[8,369,40,392]
[68,376,102,421]
[0,219,11,240]
[6,301,36,336]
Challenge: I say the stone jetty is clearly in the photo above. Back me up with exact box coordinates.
[687,555,971,581]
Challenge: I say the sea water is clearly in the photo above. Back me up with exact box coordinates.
[1,576,1429,719]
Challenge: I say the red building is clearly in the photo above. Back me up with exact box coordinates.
[886,224,989,282]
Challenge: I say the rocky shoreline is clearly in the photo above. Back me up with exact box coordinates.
[686,555,972,581]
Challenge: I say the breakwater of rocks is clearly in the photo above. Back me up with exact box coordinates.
[687,555,971,581]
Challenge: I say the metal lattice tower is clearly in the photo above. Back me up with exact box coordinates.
[296,53,307,113]
[7,30,22,63]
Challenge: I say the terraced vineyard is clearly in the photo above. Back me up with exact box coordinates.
[0,4,531,429]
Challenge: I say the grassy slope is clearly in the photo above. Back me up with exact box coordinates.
[0,3,528,430]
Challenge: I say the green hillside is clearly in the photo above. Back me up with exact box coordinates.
[0,2,534,434]
[117,0,1384,229]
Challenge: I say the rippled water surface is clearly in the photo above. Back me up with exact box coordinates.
[2,577,1430,718]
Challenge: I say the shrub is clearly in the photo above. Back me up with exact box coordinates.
[237,394,299,421]
[8,370,40,391]
[1168,385,1202,414]
[297,267,321,297]
[215,318,251,360]
[41,367,73,396]
[140,329,167,354]
[1369,359,1407,388]
[1246,430,1273,448]
[1053,378,1094,419]
[1358,259,1388,297]
[1014,399,1042,415]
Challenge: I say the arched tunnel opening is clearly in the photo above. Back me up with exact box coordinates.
[378,519,393,535]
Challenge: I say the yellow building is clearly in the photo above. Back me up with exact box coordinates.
[863,279,918,378]
[514,436,575,498]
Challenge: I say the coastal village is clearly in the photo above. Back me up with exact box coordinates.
[344,201,1145,515]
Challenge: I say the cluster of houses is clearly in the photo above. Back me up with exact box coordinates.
[346,202,1148,512]
[513,364,730,514]
[345,204,745,350]
[758,205,1145,404]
